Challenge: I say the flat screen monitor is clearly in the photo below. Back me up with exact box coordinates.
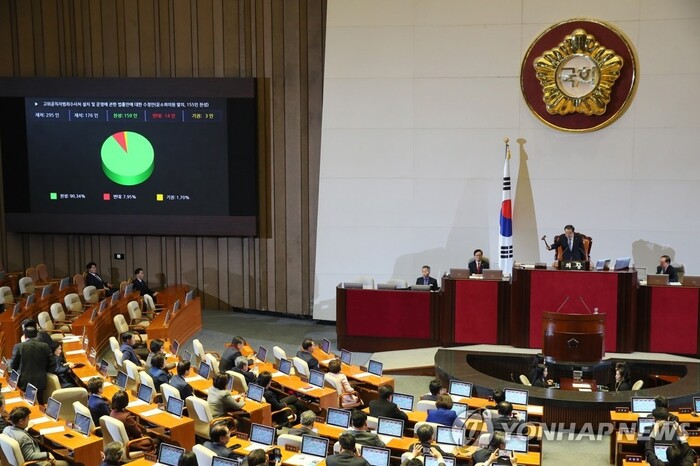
[164,310,172,325]
[512,409,528,423]
[654,445,671,463]
[98,299,108,313]
[411,284,431,291]
[172,299,180,314]
[278,358,292,375]
[124,283,133,296]
[614,257,632,270]
[115,371,128,390]
[137,384,153,404]
[505,433,529,453]
[342,282,364,289]
[595,259,611,271]
[198,361,211,379]
[184,290,194,305]
[170,339,179,356]
[425,456,455,466]
[249,423,275,446]
[436,426,464,446]
[300,434,328,458]
[98,359,109,377]
[181,350,192,362]
[89,306,99,322]
[12,303,21,317]
[73,412,91,435]
[166,396,184,417]
[637,417,654,439]
[212,457,241,466]
[392,392,414,411]
[632,397,656,413]
[309,369,325,388]
[24,383,37,405]
[25,294,35,307]
[45,397,61,421]
[452,402,469,418]
[321,338,331,354]
[40,285,52,299]
[246,383,265,403]
[376,417,403,439]
[361,445,391,466]
[0,78,259,236]
[694,397,700,413]
[58,277,70,291]
[367,360,383,377]
[256,346,267,363]
[326,408,351,429]
[8,370,19,389]
[226,376,234,392]
[504,388,529,406]
[156,443,186,466]
[449,380,472,398]
[340,349,352,365]
[110,291,120,305]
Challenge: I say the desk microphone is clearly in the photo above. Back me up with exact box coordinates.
[579,296,593,314]
[555,296,570,313]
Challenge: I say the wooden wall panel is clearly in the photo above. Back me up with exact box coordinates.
[0,0,326,316]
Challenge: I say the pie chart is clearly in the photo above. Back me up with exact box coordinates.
[101,131,154,186]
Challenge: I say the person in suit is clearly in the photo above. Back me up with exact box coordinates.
[468,249,490,274]
[346,410,385,447]
[219,335,246,372]
[615,365,632,391]
[326,432,371,466]
[87,377,111,426]
[132,267,158,300]
[546,225,587,261]
[232,356,256,385]
[50,343,77,388]
[657,255,679,282]
[242,449,280,466]
[645,422,696,466]
[416,265,439,291]
[257,371,307,425]
[420,379,445,401]
[426,394,458,426]
[492,401,527,434]
[120,332,146,368]
[3,406,70,465]
[207,373,244,418]
[85,261,117,296]
[10,325,52,402]
[530,364,555,388]
[472,431,507,464]
[148,353,171,393]
[145,339,175,371]
[296,338,320,371]
[169,361,194,400]
[0,394,10,432]
[408,424,452,457]
[110,391,155,451]
[402,443,449,466]
[653,396,680,423]
[369,385,408,422]
[100,441,124,466]
[285,410,321,437]
[203,422,238,459]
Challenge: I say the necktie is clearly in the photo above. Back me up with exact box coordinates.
[424,277,428,285]
[477,262,481,273]
[568,238,573,251]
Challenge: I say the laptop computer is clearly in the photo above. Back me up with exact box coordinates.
[392,392,414,411]
[309,369,325,388]
[137,384,153,404]
[73,412,92,436]
[361,445,391,466]
[452,402,469,418]
[166,396,184,417]
[504,388,529,406]
[654,444,672,463]
[377,417,404,439]
[246,383,265,403]
[614,257,631,270]
[483,269,503,280]
[340,349,352,365]
[98,359,109,377]
[170,339,180,356]
[449,268,470,279]
[115,371,128,390]
[631,397,655,414]
[326,407,351,429]
[684,276,700,287]
[246,423,275,450]
[595,259,611,271]
[285,435,329,465]
[342,282,364,289]
[505,433,529,453]
[411,284,431,291]
[377,283,397,290]
[7,370,19,390]
[256,346,268,363]
[637,417,655,440]
[212,457,242,466]
[321,338,331,354]
[368,360,383,377]
[647,274,669,286]
[449,380,472,399]
[181,350,192,362]
[45,397,61,421]
[436,426,465,448]
[278,358,292,375]
[425,456,455,466]
[198,361,211,379]
[512,409,528,423]
[24,383,38,406]
[153,443,185,466]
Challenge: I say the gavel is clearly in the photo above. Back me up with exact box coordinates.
[541,235,551,251]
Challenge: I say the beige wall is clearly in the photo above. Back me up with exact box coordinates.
[0,0,326,314]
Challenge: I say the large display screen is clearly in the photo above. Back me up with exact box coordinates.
[0,78,258,236]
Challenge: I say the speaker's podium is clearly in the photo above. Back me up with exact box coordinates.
[542,311,605,364]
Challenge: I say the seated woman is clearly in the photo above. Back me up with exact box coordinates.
[207,373,244,418]
[324,359,361,408]
[531,364,554,388]
[148,353,171,392]
[110,390,156,451]
[51,343,78,388]
[87,377,111,427]
[615,364,632,391]
[426,394,457,426]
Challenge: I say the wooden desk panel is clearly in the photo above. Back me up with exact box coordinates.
[637,285,700,355]
[70,292,138,356]
[147,293,202,345]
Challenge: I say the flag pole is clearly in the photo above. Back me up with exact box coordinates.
[499,137,513,276]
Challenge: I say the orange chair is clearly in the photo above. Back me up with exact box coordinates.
[552,233,592,261]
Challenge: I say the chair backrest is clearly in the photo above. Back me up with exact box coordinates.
[519,374,532,386]
[25,267,39,282]
[0,433,24,466]
[192,444,216,464]
[139,371,156,394]
[292,357,310,378]
[123,360,141,392]
[109,336,120,353]
[0,287,12,304]
[414,421,440,440]
[192,339,205,368]
[205,353,220,375]
[272,346,287,365]
[227,370,248,393]
[632,380,644,391]
[73,401,95,432]
[64,293,83,313]
[161,383,180,404]
[277,434,303,449]
[53,387,88,421]
[185,395,213,439]
[45,373,61,403]
[416,400,437,412]
[366,415,378,430]
[83,285,99,303]
[119,281,129,296]
[100,416,130,461]
[355,276,375,289]
[37,311,55,332]
[18,276,34,295]
[143,294,157,312]
[50,302,67,322]
[113,348,125,372]
[36,264,50,283]
[113,314,129,335]
[127,301,142,321]
[478,432,491,448]
[73,274,85,294]
[554,233,593,260]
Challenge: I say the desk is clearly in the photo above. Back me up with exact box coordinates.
[145,286,202,345]
[70,291,137,356]
[637,284,700,355]
[559,378,597,392]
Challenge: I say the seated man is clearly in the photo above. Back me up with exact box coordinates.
[219,336,246,372]
[420,379,444,401]
[472,431,506,464]
[468,249,490,274]
[408,424,452,457]
[327,432,370,466]
[256,371,307,425]
[645,422,695,466]
[120,332,146,368]
[148,354,171,393]
[657,255,679,282]
[232,356,256,385]
[87,376,111,427]
[492,401,527,434]
[243,449,280,466]
[369,385,408,422]
[85,261,117,296]
[3,406,70,465]
[132,267,158,300]
[296,338,320,371]
[207,373,244,418]
[145,339,175,371]
[402,443,449,466]
[286,410,321,437]
[203,422,238,459]
[416,265,439,291]
[169,361,194,400]
[100,441,124,466]
[346,410,385,447]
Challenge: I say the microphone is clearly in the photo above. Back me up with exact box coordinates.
[555,296,570,313]
[579,296,593,314]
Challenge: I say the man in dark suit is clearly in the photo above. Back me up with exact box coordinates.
[203,423,238,459]
[657,255,679,282]
[326,433,371,466]
[492,401,527,434]
[468,249,490,274]
[286,410,321,437]
[368,385,408,422]
[132,268,158,300]
[416,265,439,291]
[169,361,194,400]
[232,356,256,385]
[219,336,245,372]
[296,338,320,371]
[346,411,385,447]
[85,261,117,296]
[10,325,52,402]
[547,225,587,261]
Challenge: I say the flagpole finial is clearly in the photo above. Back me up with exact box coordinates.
[504,137,509,144]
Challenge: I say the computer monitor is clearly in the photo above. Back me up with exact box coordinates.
[184,290,194,305]
[58,277,70,291]
[172,299,180,314]
[8,370,19,389]
[23,383,37,406]
[631,397,656,413]
[45,397,61,421]
[326,408,351,429]
[166,396,184,417]
[137,384,153,404]
[411,284,431,291]
[170,339,180,356]
[342,282,364,289]
[367,360,383,377]
[156,443,186,466]
[110,291,120,305]
[300,435,328,459]
[452,402,469,418]
[124,283,133,296]
[361,445,391,466]
[504,388,529,406]
[246,383,265,403]
[425,456,455,466]
[512,409,528,422]
[164,310,172,325]
[89,306,99,322]
[98,359,109,377]
[181,350,192,362]
[226,376,234,392]
[392,392,414,411]
[198,361,211,379]
[654,444,671,463]
[212,457,241,466]
[321,338,331,354]
[505,433,529,453]
[12,302,21,317]
[115,371,128,390]
[637,417,655,439]
[595,259,611,271]
[40,285,52,299]
[376,417,404,439]
[278,358,292,375]
[99,299,108,313]
[73,412,92,436]
[340,349,352,365]
[436,426,465,446]
[249,423,275,446]
[309,369,325,388]
[25,294,35,307]
[256,346,267,363]
[614,257,632,270]
[693,397,700,413]
[449,380,473,398]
